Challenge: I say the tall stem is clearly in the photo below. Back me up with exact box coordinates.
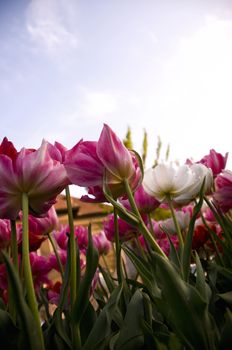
[65,186,81,350]
[22,193,45,350]
[114,206,122,284]
[65,186,76,305]
[166,196,184,250]
[10,220,19,273]
[123,179,167,259]
[48,232,64,280]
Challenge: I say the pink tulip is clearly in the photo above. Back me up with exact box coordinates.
[93,231,111,255]
[52,226,69,250]
[75,226,89,250]
[47,281,62,305]
[0,263,7,291]
[53,225,89,251]
[198,149,228,176]
[214,170,232,212]
[0,137,18,160]
[45,141,65,163]
[104,213,139,242]
[0,139,69,219]
[49,250,67,272]
[80,185,107,203]
[65,124,142,201]
[17,206,59,251]
[139,233,178,256]
[120,184,160,214]
[65,141,103,187]
[30,252,52,291]
[0,219,11,251]
[97,124,141,195]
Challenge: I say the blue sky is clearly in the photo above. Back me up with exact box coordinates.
[1,0,232,191]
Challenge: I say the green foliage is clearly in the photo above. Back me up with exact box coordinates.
[123,127,133,150]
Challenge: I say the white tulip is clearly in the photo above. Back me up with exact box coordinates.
[143,164,198,202]
[175,164,213,205]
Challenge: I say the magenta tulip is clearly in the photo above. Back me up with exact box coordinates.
[65,124,142,201]
[0,219,11,251]
[93,231,111,255]
[214,170,232,212]
[104,213,139,242]
[0,139,69,219]
[120,184,160,214]
[198,149,228,176]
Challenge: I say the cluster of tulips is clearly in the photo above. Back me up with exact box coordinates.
[0,124,231,350]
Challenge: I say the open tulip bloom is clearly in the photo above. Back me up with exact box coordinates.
[0,128,231,350]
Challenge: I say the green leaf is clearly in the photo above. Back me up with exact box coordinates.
[182,184,205,281]
[53,309,72,348]
[72,225,99,324]
[2,251,41,350]
[218,291,232,306]
[219,309,232,350]
[160,225,181,271]
[122,244,161,298]
[131,149,144,183]
[115,290,144,350]
[44,322,70,350]
[195,252,210,302]
[0,309,20,349]
[215,265,232,282]
[98,264,115,294]
[82,284,123,350]
[153,253,218,350]
[103,179,140,226]
[79,301,97,344]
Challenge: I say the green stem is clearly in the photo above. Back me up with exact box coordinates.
[65,186,80,350]
[22,193,45,350]
[123,179,168,259]
[114,206,122,284]
[200,213,225,267]
[65,186,76,305]
[204,196,232,246]
[102,254,112,276]
[166,196,184,250]
[10,220,19,273]
[48,232,64,280]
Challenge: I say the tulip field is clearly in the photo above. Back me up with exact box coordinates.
[0,125,231,349]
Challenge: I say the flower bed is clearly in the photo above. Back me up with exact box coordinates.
[0,125,231,349]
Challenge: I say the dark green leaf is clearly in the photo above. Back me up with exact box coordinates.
[72,225,99,324]
[0,309,20,349]
[82,284,123,350]
[218,291,232,306]
[182,183,205,281]
[153,252,218,350]
[195,252,210,302]
[2,251,41,350]
[122,244,161,298]
[219,309,232,350]
[115,290,144,350]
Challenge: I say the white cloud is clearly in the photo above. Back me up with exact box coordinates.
[26,0,79,55]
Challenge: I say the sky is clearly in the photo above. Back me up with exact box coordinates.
[0,0,232,196]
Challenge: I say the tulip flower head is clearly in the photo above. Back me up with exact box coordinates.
[65,124,142,201]
[198,149,228,177]
[104,213,139,242]
[143,164,194,202]
[120,184,160,214]
[214,170,232,212]
[174,164,213,205]
[0,139,69,219]
[143,163,213,204]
